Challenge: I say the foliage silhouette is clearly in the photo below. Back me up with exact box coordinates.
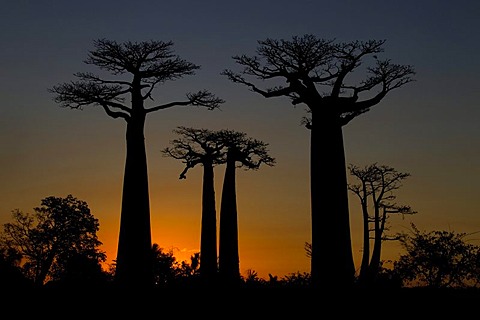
[151,243,200,288]
[0,194,105,287]
[0,246,33,289]
[222,34,415,289]
[348,163,416,287]
[393,223,480,288]
[49,39,224,288]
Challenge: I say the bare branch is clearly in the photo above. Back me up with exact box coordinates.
[74,72,132,87]
[146,90,224,113]
[162,127,228,179]
[218,129,276,170]
[223,35,415,127]
[48,81,131,120]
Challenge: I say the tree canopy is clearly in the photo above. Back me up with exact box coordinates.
[394,224,480,288]
[0,194,105,287]
[50,39,224,117]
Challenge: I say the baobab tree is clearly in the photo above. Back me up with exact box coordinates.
[348,163,416,287]
[161,126,226,285]
[222,34,415,288]
[49,39,224,288]
[217,129,275,286]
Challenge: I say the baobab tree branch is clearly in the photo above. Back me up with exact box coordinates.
[339,90,387,114]
[146,99,200,112]
[142,80,161,100]
[370,59,416,92]
[179,167,190,180]
[339,109,369,126]
[179,159,202,179]
[99,103,130,120]
[310,73,339,83]
[104,100,132,113]
[140,60,199,82]
[187,90,225,109]
[229,54,287,79]
[331,70,352,97]
[222,70,296,98]
[49,81,129,110]
[146,90,223,113]
[74,72,133,87]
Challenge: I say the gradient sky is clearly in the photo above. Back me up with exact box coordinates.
[1,0,479,279]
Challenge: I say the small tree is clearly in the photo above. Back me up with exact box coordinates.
[49,39,224,288]
[151,244,179,288]
[348,163,416,286]
[394,223,480,288]
[151,243,200,288]
[0,195,106,287]
[0,246,32,288]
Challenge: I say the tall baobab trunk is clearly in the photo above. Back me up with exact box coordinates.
[310,110,355,289]
[115,110,153,288]
[200,161,218,284]
[218,155,240,286]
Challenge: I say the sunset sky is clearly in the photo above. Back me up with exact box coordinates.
[1,1,479,279]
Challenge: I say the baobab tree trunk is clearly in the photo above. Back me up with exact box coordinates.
[310,110,355,289]
[115,112,153,288]
[358,202,371,286]
[200,162,218,284]
[218,156,241,286]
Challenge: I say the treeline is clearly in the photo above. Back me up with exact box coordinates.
[2,193,480,290]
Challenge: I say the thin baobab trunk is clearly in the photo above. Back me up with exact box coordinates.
[218,155,240,285]
[216,130,274,287]
[200,160,218,284]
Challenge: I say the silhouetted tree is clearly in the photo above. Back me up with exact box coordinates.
[243,269,267,287]
[0,246,33,288]
[222,34,415,288]
[217,129,275,286]
[280,271,312,288]
[0,194,105,287]
[152,243,179,288]
[49,39,224,288]
[47,253,112,288]
[348,163,416,286]
[162,126,226,285]
[394,223,480,288]
[151,243,200,288]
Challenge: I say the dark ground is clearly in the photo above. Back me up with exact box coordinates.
[10,287,480,316]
